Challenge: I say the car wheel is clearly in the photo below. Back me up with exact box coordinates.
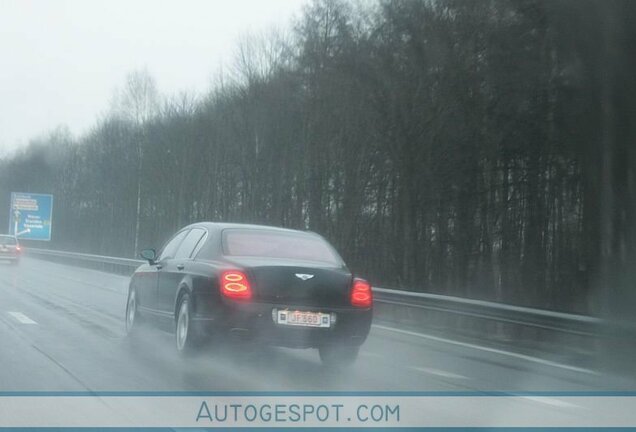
[318,345,360,368]
[175,293,198,355]
[125,287,141,336]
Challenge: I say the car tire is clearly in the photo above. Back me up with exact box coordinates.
[175,293,199,355]
[125,287,142,336]
[318,345,360,368]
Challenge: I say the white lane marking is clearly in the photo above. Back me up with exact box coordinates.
[522,396,580,409]
[411,366,468,379]
[360,351,469,379]
[372,324,598,375]
[361,350,468,379]
[8,311,37,325]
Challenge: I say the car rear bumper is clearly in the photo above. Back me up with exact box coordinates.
[192,300,372,349]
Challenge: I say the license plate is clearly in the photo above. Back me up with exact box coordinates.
[277,310,330,328]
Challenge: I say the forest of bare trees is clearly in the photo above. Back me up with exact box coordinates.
[1,0,635,315]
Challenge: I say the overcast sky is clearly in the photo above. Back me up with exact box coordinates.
[0,0,305,155]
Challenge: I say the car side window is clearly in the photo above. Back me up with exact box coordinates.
[174,228,206,260]
[193,231,218,260]
[158,230,189,261]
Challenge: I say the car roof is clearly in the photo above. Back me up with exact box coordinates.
[181,222,317,236]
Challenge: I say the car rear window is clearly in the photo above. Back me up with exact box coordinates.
[222,229,341,265]
[0,236,17,245]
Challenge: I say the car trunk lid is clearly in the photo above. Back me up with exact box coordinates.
[223,257,352,307]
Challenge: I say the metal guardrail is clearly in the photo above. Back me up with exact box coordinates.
[26,247,144,268]
[372,287,601,337]
[23,247,603,338]
[25,247,144,277]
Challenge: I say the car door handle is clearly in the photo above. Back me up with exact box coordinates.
[155,264,163,270]
[177,264,185,271]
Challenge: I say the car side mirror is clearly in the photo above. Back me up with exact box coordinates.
[140,248,157,264]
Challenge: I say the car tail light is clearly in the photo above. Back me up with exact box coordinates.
[220,270,252,300]
[351,278,373,308]
[15,246,21,252]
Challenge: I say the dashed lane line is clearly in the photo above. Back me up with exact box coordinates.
[411,366,469,380]
[361,351,469,380]
[7,312,37,325]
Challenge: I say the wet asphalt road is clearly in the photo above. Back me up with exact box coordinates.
[0,257,632,393]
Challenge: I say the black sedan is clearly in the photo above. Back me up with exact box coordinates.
[125,222,373,365]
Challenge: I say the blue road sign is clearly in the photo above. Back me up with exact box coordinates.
[8,192,53,241]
